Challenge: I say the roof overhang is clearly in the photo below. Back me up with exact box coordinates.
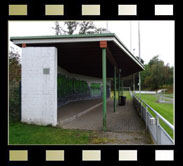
[11,33,144,78]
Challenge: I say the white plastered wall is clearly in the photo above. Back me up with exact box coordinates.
[21,47,57,126]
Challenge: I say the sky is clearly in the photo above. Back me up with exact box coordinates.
[9,21,174,66]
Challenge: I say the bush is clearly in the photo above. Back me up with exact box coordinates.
[9,83,21,122]
[9,46,21,122]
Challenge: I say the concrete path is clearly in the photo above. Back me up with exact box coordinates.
[58,99,152,144]
[61,100,145,131]
[58,98,102,124]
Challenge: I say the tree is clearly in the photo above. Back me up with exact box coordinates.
[52,21,107,35]
[149,62,165,89]
[63,22,79,35]
[141,64,151,89]
[94,27,107,34]
[9,46,21,85]
[123,55,173,91]
[148,55,162,66]
[79,21,96,34]
[9,45,21,121]
[52,22,62,35]
[52,21,79,35]
[141,55,173,90]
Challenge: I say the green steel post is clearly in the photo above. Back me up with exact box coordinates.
[102,48,107,131]
[121,78,123,96]
[114,66,116,112]
[118,72,120,104]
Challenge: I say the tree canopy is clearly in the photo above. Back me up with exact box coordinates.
[52,21,107,35]
[123,55,173,91]
[9,46,21,121]
[9,46,21,86]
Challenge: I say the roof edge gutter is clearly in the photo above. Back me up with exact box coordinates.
[113,35,145,70]
[10,33,115,41]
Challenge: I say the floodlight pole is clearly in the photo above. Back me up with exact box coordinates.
[138,21,141,99]
[106,22,109,31]
[133,74,135,92]
[130,22,132,52]
[130,22,136,93]
[133,49,136,92]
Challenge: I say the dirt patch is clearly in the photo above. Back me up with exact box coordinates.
[90,130,153,145]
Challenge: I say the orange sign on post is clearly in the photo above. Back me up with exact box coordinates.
[100,41,107,48]
[22,43,26,48]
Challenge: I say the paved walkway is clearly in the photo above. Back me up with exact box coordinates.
[58,98,102,121]
[58,98,152,144]
[61,99,146,132]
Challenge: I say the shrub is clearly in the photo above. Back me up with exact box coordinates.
[9,83,21,122]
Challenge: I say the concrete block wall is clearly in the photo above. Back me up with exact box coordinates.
[57,66,111,106]
[58,66,111,87]
[21,47,57,126]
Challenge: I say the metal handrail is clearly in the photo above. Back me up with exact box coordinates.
[132,92,174,130]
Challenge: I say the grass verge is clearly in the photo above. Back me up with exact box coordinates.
[9,122,96,144]
[136,94,174,138]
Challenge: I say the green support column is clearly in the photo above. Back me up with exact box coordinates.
[121,78,123,96]
[118,72,120,105]
[102,48,107,131]
[114,66,116,112]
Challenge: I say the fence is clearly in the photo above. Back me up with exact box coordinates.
[134,91,156,94]
[132,92,174,145]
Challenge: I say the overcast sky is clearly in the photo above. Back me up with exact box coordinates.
[9,21,174,66]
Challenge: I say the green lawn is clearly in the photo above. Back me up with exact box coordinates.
[136,94,174,138]
[9,122,111,145]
